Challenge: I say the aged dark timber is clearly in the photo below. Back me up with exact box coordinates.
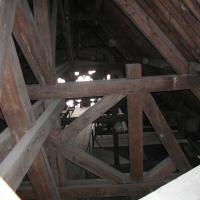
[0,0,200,200]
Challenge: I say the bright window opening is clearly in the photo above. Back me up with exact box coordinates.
[74,71,80,76]
[106,74,111,80]
[88,70,96,75]
[76,75,93,82]
[57,77,66,83]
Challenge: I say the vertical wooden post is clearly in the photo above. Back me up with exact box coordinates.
[126,64,143,182]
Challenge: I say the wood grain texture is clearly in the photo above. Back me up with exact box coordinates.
[28,74,200,99]
[0,100,64,190]
[126,64,143,182]
[0,39,61,200]
[14,0,55,84]
[0,0,18,98]
[113,0,189,74]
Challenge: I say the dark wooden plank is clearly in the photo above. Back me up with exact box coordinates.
[182,0,200,22]
[33,0,54,68]
[0,129,15,162]
[113,0,189,74]
[151,0,200,62]
[0,101,44,162]
[62,94,124,142]
[0,0,18,98]
[13,0,55,84]
[18,178,174,199]
[145,157,176,181]
[137,0,194,61]
[0,39,61,200]
[57,143,131,184]
[126,64,143,182]
[51,0,58,62]
[0,100,64,190]
[143,94,191,171]
[28,74,200,99]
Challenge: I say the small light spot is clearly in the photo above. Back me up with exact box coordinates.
[106,74,111,80]
[57,77,66,83]
[74,72,80,76]
[88,70,96,75]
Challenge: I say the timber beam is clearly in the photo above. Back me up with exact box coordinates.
[28,74,200,99]
[18,178,175,199]
[0,100,64,190]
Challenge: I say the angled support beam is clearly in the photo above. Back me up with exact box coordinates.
[62,94,124,142]
[0,38,61,200]
[113,0,189,74]
[0,0,18,98]
[27,74,200,99]
[145,157,176,182]
[112,0,200,101]
[143,94,191,171]
[0,99,64,190]
[33,0,55,69]
[0,101,44,162]
[57,144,131,184]
[13,0,55,84]
[126,64,143,182]
[182,0,200,22]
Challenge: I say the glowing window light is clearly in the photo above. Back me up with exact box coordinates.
[88,70,96,75]
[74,71,80,76]
[75,103,81,109]
[76,75,93,82]
[76,99,82,103]
[57,77,66,83]
[90,102,95,107]
[66,100,74,107]
[106,74,111,80]
[90,98,95,102]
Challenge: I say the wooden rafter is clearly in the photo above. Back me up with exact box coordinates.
[13,0,55,85]
[113,0,189,74]
[182,0,200,22]
[33,0,55,69]
[151,0,200,62]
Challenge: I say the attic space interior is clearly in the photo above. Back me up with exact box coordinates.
[1,0,200,199]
